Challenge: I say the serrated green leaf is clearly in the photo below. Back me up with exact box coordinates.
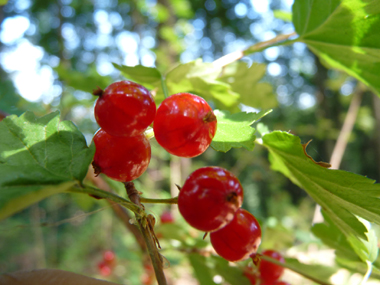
[292,0,380,95]
[0,111,95,220]
[262,131,380,247]
[188,253,216,285]
[219,62,277,109]
[211,109,272,152]
[165,59,240,107]
[211,256,251,285]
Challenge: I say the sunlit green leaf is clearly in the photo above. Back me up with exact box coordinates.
[219,62,277,109]
[0,111,95,220]
[293,0,380,95]
[211,109,272,152]
[165,59,240,107]
[262,131,380,248]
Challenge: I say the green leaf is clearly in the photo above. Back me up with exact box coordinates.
[0,0,8,5]
[285,257,337,282]
[113,63,163,89]
[188,253,216,285]
[211,256,251,285]
[165,59,240,107]
[0,111,95,220]
[261,131,380,246]
[55,64,112,93]
[211,110,272,152]
[219,62,277,109]
[292,0,380,95]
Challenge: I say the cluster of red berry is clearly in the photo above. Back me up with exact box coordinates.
[91,80,286,283]
[92,80,217,182]
[178,166,262,262]
[97,250,116,277]
[245,250,288,285]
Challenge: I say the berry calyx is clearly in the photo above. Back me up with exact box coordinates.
[259,250,285,283]
[178,166,243,232]
[94,80,156,137]
[92,129,151,182]
[153,93,217,158]
[210,208,261,262]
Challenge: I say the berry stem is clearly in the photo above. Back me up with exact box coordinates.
[161,77,169,99]
[140,196,178,204]
[124,182,168,285]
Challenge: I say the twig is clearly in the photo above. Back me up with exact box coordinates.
[124,182,168,285]
[213,32,297,68]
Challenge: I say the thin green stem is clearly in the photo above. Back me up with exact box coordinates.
[140,196,178,204]
[213,32,298,68]
[161,77,169,98]
[360,261,372,285]
[260,255,332,285]
[69,184,142,215]
[243,32,298,56]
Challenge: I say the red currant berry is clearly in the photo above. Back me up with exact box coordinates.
[178,166,243,232]
[103,250,116,266]
[160,211,175,224]
[210,208,261,262]
[153,93,217,157]
[243,271,258,284]
[92,129,151,182]
[97,261,112,276]
[259,250,285,283]
[94,80,156,137]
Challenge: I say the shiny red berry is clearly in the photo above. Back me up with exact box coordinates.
[153,93,217,157]
[178,166,243,232]
[210,208,261,262]
[160,211,175,224]
[259,250,285,283]
[94,80,156,137]
[92,129,151,182]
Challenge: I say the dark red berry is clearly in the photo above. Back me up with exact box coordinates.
[243,271,258,285]
[153,93,217,158]
[94,80,156,137]
[210,208,261,262]
[92,129,151,182]
[178,166,243,232]
[160,211,175,224]
[97,261,112,276]
[259,250,285,283]
[103,250,116,266]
